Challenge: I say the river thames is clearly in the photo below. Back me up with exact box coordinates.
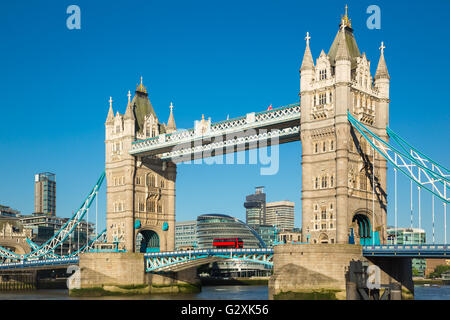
[0,285,448,300]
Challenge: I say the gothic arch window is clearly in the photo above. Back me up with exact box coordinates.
[157,200,162,213]
[315,177,319,189]
[147,199,156,213]
[314,143,318,153]
[146,174,156,187]
[330,175,334,187]
[321,208,327,219]
[323,141,326,152]
[319,93,326,105]
[321,176,328,188]
[330,140,334,151]
[359,172,367,190]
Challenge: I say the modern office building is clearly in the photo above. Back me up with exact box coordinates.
[386,227,426,245]
[175,220,197,250]
[0,205,20,218]
[244,187,266,227]
[196,214,270,277]
[387,227,426,276]
[266,201,295,231]
[196,214,266,249]
[252,224,276,247]
[19,213,95,256]
[34,172,56,216]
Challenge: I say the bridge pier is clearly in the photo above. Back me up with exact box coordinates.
[75,252,200,296]
[268,244,413,300]
[0,270,37,291]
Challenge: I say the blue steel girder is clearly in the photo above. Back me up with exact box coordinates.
[363,244,448,258]
[0,172,106,261]
[144,248,274,272]
[348,112,450,204]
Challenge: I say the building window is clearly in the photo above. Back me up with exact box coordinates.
[315,177,319,189]
[330,140,334,151]
[146,174,155,187]
[329,91,333,103]
[314,143,318,153]
[319,93,327,105]
[321,176,328,188]
[330,175,334,187]
[319,69,327,80]
[323,141,326,152]
[359,172,367,190]
[321,209,327,220]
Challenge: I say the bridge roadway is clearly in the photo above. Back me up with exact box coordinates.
[0,245,447,272]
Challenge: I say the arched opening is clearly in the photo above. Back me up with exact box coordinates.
[352,214,372,245]
[318,233,329,244]
[136,230,160,253]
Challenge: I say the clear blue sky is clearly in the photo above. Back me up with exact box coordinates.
[0,0,449,242]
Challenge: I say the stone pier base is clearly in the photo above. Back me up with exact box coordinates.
[268,244,414,300]
[73,252,200,296]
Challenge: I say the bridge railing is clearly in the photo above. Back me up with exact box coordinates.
[131,103,301,154]
[0,257,79,270]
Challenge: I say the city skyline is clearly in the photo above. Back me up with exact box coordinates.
[0,1,449,242]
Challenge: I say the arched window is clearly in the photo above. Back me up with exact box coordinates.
[330,175,334,187]
[146,174,155,187]
[330,140,334,151]
[323,141,326,152]
[315,177,319,189]
[314,143,318,153]
[359,172,367,190]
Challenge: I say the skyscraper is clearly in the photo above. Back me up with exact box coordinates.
[244,186,266,227]
[266,201,295,231]
[34,172,56,216]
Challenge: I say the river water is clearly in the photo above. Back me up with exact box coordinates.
[0,285,448,300]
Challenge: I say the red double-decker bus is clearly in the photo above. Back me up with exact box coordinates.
[213,238,243,249]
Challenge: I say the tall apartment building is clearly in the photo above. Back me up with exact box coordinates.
[266,201,295,231]
[244,186,266,227]
[34,172,56,216]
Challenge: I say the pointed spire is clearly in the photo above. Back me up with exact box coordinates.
[300,32,314,72]
[375,41,390,80]
[335,23,351,61]
[166,102,176,133]
[124,91,135,120]
[106,97,114,123]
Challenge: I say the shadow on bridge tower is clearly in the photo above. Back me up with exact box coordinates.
[299,6,390,246]
[105,78,177,253]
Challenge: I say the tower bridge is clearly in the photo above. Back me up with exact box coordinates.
[0,6,449,299]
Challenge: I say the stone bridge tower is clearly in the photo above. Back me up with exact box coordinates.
[105,78,177,253]
[300,8,390,245]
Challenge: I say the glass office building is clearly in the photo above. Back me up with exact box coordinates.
[34,172,56,216]
[196,214,270,277]
[196,214,266,249]
[175,220,197,250]
[244,187,266,227]
[387,227,426,276]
